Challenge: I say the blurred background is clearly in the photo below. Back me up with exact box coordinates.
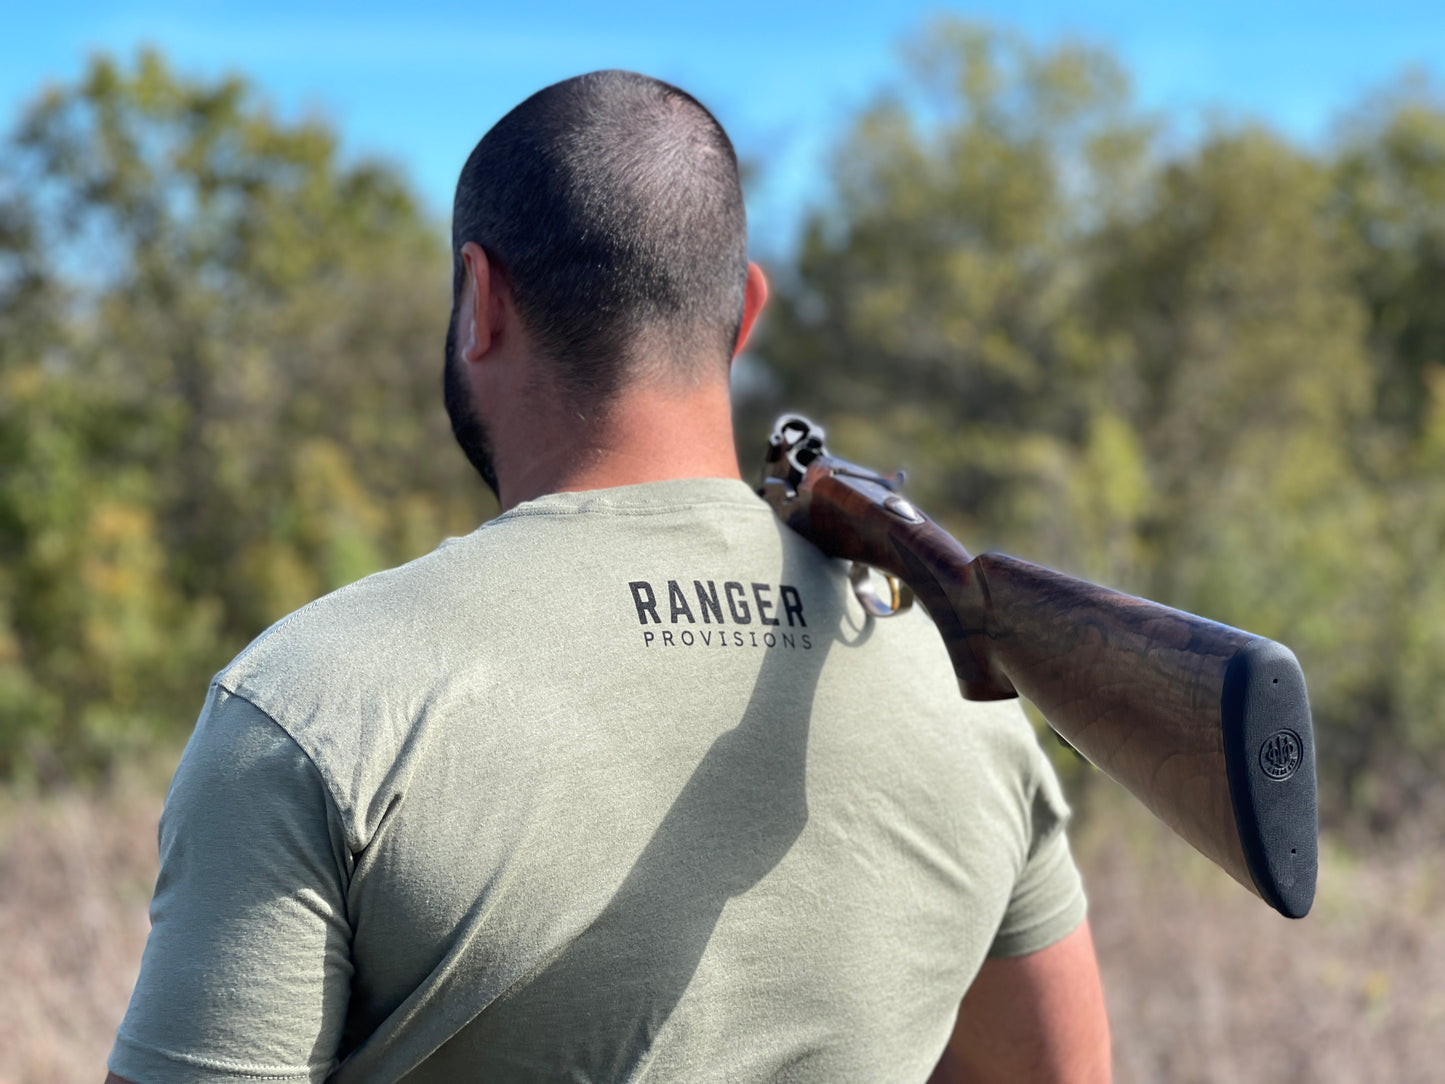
[2,2,1443,1080]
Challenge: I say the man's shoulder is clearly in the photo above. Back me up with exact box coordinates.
[218,531,497,728]
[216,484,784,703]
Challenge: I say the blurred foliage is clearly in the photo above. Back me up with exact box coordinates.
[2,32,1443,833]
[746,20,1445,830]
[0,51,489,781]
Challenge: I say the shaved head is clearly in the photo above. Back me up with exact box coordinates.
[449,70,749,410]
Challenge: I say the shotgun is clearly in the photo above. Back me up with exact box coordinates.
[759,414,1317,919]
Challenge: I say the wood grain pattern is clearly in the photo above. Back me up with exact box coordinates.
[787,462,1262,901]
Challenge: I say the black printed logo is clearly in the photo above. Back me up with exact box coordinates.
[627,579,812,651]
[1259,730,1303,781]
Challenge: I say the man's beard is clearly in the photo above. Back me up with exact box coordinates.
[444,313,501,501]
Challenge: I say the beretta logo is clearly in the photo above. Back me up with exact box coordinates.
[628,579,812,651]
[1259,729,1303,781]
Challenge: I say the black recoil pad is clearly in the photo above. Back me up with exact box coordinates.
[1220,638,1318,919]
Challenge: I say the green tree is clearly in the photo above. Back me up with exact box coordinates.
[748,22,1164,800]
[751,21,1153,569]
[0,52,486,779]
[1326,88,1445,819]
[751,19,1445,827]
[1333,83,1445,438]
[1084,129,1399,820]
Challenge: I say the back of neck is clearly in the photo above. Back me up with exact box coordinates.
[493,381,741,512]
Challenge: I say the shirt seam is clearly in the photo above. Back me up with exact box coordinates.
[496,499,773,522]
[989,888,1088,957]
[213,679,356,855]
[112,1029,326,1079]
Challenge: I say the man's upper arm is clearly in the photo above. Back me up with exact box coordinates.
[107,686,354,1083]
[930,918,1111,1084]
[930,705,1107,1082]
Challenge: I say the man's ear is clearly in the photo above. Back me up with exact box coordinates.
[732,261,769,358]
[459,241,503,363]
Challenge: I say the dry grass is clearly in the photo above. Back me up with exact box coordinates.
[1,769,1440,1083]
[0,759,171,1084]
[1077,790,1445,1084]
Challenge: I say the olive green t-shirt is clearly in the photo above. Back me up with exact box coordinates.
[110,478,1085,1083]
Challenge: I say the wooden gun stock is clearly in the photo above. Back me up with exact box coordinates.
[760,416,1317,918]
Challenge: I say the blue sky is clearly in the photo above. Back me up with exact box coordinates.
[6,2,1445,256]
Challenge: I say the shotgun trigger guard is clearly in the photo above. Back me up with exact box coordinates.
[849,562,916,618]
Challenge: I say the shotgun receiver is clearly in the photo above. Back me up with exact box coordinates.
[759,415,1317,919]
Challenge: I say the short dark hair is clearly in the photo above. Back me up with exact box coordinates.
[451,70,748,407]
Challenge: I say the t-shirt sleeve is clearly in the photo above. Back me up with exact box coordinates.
[109,685,354,1083]
[986,739,1088,959]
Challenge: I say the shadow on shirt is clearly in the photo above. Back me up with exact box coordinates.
[410,552,874,1080]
